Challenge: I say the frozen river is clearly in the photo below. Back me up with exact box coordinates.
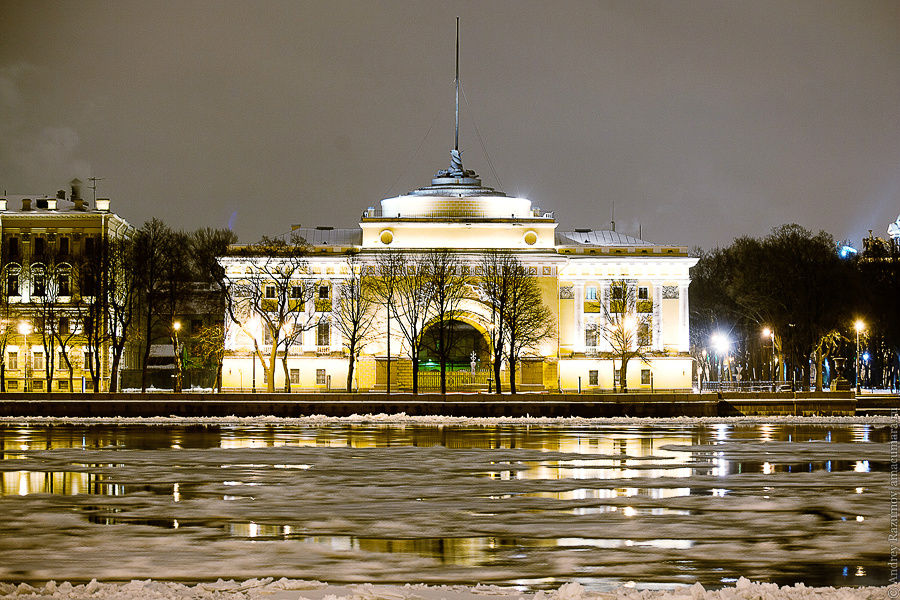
[0,417,892,591]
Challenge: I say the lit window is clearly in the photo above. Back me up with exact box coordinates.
[316,369,326,385]
[7,380,18,389]
[585,287,597,300]
[265,285,276,299]
[33,352,44,370]
[290,369,300,384]
[8,352,17,371]
[638,287,649,300]
[59,379,69,391]
[589,370,599,386]
[33,379,44,390]
[641,369,651,385]
[317,321,329,346]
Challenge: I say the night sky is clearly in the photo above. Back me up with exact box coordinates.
[1,1,898,250]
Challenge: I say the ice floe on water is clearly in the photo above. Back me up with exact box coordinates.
[0,416,895,593]
[0,578,893,599]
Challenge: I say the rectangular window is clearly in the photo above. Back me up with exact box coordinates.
[263,326,273,346]
[316,368,326,385]
[588,370,599,386]
[33,352,44,371]
[84,350,92,370]
[611,285,626,300]
[291,286,303,298]
[317,321,330,346]
[641,369,651,385]
[85,380,94,391]
[585,286,597,300]
[33,379,44,390]
[59,274,70,296]
[84,237,95,256]
[638,286,649,300]
[7,274,18,296]
[8,237,19,257]
[8,352,17,371]
[33,237,45,256]
[638,321,651,347]
[7,380,18,390]
[584,327,598,347]
[614,368,621,385]
[59,317,69,335]
[265,285,276,299]
[33,274,45,297]
[290,369,300,384]
[58,352,68,370]
[59,379,69,391]
[59,237,70,255]
[318,285,329,299]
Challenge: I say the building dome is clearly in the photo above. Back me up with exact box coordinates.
[379,150,536,219]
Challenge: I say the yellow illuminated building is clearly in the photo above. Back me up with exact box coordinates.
[221,148,697,392]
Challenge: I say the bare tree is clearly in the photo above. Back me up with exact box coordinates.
[599,280,650,392]
[104,237,139,393]
[503,264,554,394]
[224,236,315,393]
[75,238,108,393]
[333,253,378,391]
[193,323,225,388]
[385,252,435,394]
[159,230,192,392]
[371,250,404,394]
[478,251,515,394]
[133,219,172,392]
[422,250,471,394]
[189,228,239,392]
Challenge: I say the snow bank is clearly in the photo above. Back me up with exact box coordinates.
[0,578,891,600]
[0,414,895,426]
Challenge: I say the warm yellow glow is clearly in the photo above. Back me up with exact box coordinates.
[762,327,772,338]
[854,319,865,333]
[172,321,181,331]
[623,316,636,331]
[17,321,31,335]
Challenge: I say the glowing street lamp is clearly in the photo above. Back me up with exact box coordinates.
[854,320,865,394]
[762,327,775,391]
[172,321,182,393]
[710,332,731,382]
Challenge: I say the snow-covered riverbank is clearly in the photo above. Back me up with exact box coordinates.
[0,578,892,599]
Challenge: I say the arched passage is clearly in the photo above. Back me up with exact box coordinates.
[418,319,490,371]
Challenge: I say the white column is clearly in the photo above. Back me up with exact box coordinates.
[653,283,662,351]
[679,283,690,352]
[573,282,584,353]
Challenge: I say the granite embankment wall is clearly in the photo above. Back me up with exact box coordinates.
[0,391,858,418]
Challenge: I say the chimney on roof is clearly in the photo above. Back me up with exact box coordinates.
[21,198,32,211]
[71,178,85,210]
[95,198,110,212]
[56,190,66,200]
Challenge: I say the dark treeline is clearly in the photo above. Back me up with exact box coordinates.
[690,224,900,391]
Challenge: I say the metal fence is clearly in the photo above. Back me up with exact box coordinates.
[417,369,493,390]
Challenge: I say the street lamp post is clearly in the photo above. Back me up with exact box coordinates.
[18,321,31,392]
[172,321,182,393]
[763,327,775,391]
[854,320,865,394]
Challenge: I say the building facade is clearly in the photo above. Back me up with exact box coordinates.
[0,180,132,392]
[220,152,697,392]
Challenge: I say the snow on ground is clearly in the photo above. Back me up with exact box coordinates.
[0,414,896,426]
[0,578,893,599]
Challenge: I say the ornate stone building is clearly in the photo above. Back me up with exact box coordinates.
[0,180,132,392]
[220,151,697,392]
